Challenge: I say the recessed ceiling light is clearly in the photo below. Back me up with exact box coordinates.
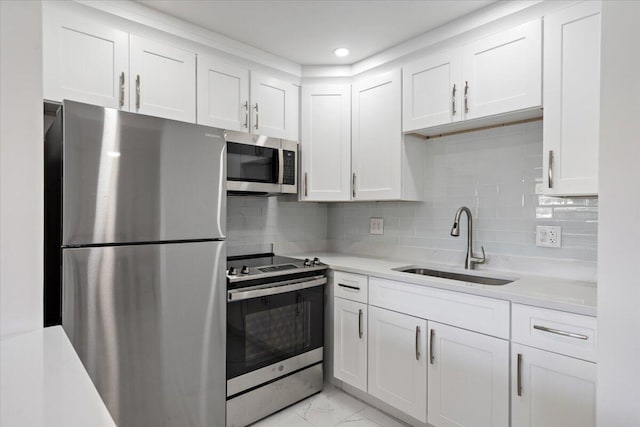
[334,48,350,57]
[107,151,121,158]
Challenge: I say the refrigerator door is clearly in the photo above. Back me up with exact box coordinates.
[63,100,226,246]
[62,240,226,427]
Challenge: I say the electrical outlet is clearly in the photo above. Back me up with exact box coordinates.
[536,226,562,248]
[369,217,384,235]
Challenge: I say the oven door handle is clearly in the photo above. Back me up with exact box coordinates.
[228,276,327,301]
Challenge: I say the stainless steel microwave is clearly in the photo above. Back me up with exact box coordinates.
[224,130,297,195]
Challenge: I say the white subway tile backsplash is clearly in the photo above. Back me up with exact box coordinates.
[327,121,597,281]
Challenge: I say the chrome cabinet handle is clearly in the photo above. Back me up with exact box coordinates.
[429,329,435,364]
[415,326,421,361]
[253,102,259,130]
[517,353,523,396]
[452,84,456,115]
[464,81,469,113]
[533,325,588,340]
[338,283,360,291]
[548,150,554,189]
[358,309,363,339]
[135,74,140,111]
[243,101,249,128]
[304,172,308,197]
[352,173,356,198]
[119,72,125,108]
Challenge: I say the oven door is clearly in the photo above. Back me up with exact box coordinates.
[226,276,325,396]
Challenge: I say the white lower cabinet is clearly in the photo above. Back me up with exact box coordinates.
[427,322,509,427]
[333,298,367,392]
[368,306,427,422]
[512,343,597,427]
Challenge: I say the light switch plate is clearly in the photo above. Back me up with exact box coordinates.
[370,217,384,235]
[536,226,561,248]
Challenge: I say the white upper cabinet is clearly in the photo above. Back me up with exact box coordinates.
[333,298,367,392]
[368,306,427,423]
[300,84,351,201]
[43,5,129,109]
[403,50,462,131]
[197,55,250,131]
[352,69,403,201]
[512,343,597,427]
[250,72,298,140]
[427,322,509,427]
[543,1,601,196]
[462,19,542,120]
[129,35,196,123]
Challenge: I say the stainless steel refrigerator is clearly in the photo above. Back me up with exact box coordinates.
[45,100,227,427]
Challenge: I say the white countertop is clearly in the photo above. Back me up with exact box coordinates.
[289,252,597,316]
[0,326,116,427]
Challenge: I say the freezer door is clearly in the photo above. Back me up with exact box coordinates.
[62,241,226,427]
[63,100,226,245]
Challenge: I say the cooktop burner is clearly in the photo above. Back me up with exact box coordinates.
[226,253,326,283]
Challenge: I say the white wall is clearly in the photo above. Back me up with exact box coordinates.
[0,1,44,338]
[597,2,640,426]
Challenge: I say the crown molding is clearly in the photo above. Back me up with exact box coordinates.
[74,0,302,77]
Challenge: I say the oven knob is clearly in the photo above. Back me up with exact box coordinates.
[303,258,311,267]
[228,267,237,275]
[241,265,250,275]
[313,257,321,265]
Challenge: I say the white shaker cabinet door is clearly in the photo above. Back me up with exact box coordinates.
[461,19,542,120]
[197,55,249,131]
[427,322,509,427]
[301,84,351,201]
[543,1,601,196]
[402,50,462,131]
[130,35,196,123]
[352,69,403,201]
[368,306,427,422]
[333,298,367,392]
[250,72,298,140]
[512,343,597,427]
[43,5,129,109]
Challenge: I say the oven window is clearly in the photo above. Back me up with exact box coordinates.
[227,142,278,183]
[227,285,323,380]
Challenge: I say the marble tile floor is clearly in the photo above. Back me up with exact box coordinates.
[252,383,410,427]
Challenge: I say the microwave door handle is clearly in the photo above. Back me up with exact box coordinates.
[277,148,284,184]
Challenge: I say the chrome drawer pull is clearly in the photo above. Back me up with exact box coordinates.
[429,328,435,364]
[517,353,523,396]
[415,326,421,361]
[533,325,588,340]
[358,309,363,339]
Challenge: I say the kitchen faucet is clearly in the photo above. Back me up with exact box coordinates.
[450,206,486,270]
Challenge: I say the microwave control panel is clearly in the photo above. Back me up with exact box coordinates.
[282,150,295,185]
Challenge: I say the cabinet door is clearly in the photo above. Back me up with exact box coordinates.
[333,298,367,392]
[368,306,427,422]
[130,35,196,123]
[543,1,601,196]
[512,343,596,427]
[43,5,129,109]
[352,69,402,201]
[250,72,298,140]
[462,19,542,120]
[301,84,351,201]
[427,322,509,427]
[402,50,462,131]
[197,55,249,131]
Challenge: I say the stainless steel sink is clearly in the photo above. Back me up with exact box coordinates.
[394,267,514,286]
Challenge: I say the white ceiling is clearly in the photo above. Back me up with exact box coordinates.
[136,1,496,65]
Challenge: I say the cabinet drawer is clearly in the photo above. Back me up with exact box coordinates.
[512,304,597,362]
[333,271,368,304]
[369,277,510,339]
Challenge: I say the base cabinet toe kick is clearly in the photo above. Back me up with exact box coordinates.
[329,271,597,427]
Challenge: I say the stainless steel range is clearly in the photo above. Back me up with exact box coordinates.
[226,253,327,427]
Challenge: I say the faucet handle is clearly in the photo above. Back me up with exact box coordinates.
[471,246,486,265]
